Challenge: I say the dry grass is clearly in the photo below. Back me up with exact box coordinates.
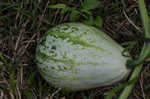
[0,0,150,99]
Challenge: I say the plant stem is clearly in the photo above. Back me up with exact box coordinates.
[127,0,150,68]
[119,64,142,99]
[119,0,150,98]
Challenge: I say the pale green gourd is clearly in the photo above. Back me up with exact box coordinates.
[36,23,130,91]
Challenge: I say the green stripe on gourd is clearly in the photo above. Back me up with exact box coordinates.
[46,30,104,51]
[36,50,100,68]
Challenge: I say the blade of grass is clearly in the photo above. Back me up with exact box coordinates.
[30,0,39,30]
[0,4,18,12]
[14,7,32,18]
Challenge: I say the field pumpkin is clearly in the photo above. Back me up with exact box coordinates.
[36,23,130,91]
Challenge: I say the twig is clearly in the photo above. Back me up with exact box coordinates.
[0,90,4,99]
[123,10,143,33]
[139,73,146,99]
[18,33,37,56]
[49,88,61,99]
[38,1,49,28]
[16,85,22,99]
[20,66,23,85]
[59,14,65,23]
[133,91,140,99]
[52,9,60,24]
[15,20,30,51]
[15,32,23,51]
[15,0,24,29]
[9,91,15,99]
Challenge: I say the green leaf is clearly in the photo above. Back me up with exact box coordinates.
[83,16,103,27]
[0,52,11,71]
[27,72,37,87]
[83,16,94,25]
[49,4,67,9]
[94,16,103,27]
[69,10,80,21]
[60,7,69,14]
[81,0,100,10]
[23,89,33,99]
[49,4,69,14]
[9,71,17,92]
[80,9,92,16]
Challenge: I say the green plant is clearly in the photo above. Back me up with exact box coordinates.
[49,0,102,27]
